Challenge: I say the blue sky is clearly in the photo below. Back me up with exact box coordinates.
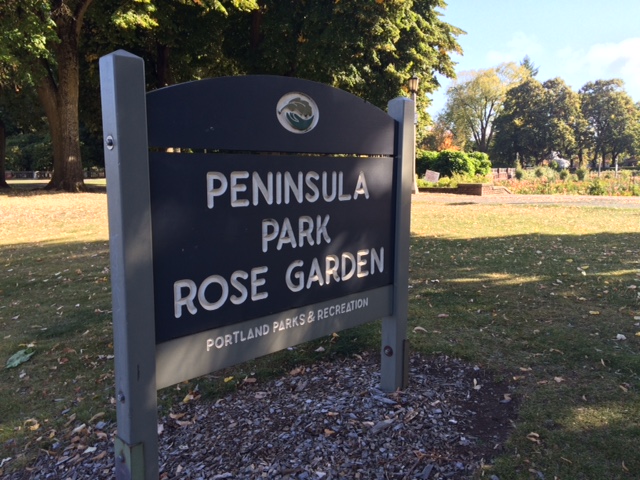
[428,0,640,116]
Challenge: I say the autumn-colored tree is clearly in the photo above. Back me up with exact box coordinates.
[442,62,529,152]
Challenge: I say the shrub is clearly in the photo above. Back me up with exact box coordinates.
[6,133,53,171]
[559,169,569,181]
[468,152,492,176]
[576,168,588,181]
[515,168,524,180]
[417,150,492,178]
[416,149,438,178]
[587,179,606,196]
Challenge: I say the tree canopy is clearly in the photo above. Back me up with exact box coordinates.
[580,79,640,170]
[439,56,640,169]
[1,0,464,191]
[442,62,529,153]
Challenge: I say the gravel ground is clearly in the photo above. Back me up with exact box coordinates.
[4,354,516,480]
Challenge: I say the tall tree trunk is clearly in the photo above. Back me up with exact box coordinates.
[39,0,94,192]
[0,118,9,189]
[45,20,86,192]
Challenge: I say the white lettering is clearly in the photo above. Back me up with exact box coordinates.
[230,171,250,207]
[206,172,228,208]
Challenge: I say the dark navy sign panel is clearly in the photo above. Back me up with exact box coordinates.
[150,152,395,344]
[146,76,395,155]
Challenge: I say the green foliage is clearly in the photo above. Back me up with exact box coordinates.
[580,79,640,170]
[418,149,493,178]
[467,151,492,176]
[442,62,530,152]
[576,167,588,181]
[587,178,607,196]
[492,77,586,167]
[416,149,438,177]
[559,169,569,180]
[6,133,53,171]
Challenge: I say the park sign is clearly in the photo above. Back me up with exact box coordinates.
[100,50,413,480]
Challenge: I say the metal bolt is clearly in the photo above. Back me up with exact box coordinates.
[383,346,393,357]
[106,135,115,150]
[118,454,126,463]
[117,391,126,403]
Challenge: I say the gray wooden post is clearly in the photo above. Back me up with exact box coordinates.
[99,50,159,480]
[380,97,414,392]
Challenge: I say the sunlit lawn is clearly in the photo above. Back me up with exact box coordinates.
[0,188,639,478]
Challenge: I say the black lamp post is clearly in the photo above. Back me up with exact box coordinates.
[408,74,419,194]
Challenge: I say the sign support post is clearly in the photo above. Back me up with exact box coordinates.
[380,97,414,392]
[99,51,159,480]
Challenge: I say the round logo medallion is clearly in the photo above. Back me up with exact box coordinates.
[276,92,319,134]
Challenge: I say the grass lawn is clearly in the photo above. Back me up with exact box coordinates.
[1,186,639,478]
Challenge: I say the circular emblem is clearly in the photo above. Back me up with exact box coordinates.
[276,92,319,134]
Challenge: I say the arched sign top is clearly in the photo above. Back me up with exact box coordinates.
[146,75,395,155]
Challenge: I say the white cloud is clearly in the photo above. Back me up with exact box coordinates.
[486,31,544,65]
[556,38,640,100]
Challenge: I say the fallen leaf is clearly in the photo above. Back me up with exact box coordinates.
[6,349,35,369]
[413,326,429,334]
[243,377,257,384]
[92,451,107,461]
[526,432,540,444]
[616,334,627,341]
[500,394,512,404]
[324,429,335,436]
[170,412,186,420]
[289,367,304,376]
[24,418,40,431]
[223,376,234,383]
[554,377,565,383]
[315,346,325,353]
[71,424,86,435]
[88,412,104,424]
[589,311,600,315]
[64,414,77,427]
[437,313,449,318]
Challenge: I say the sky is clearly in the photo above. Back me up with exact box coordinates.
[428,0,640,116]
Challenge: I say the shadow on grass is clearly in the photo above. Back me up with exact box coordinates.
[1,229,639,477]
[408,230,640,478]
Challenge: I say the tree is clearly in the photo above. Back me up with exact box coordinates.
[0,0,258,192]
[491,78,548,165]
[520,55,539,77]
[580,79,639,171]
[442,62,529,153]
[492,77,586,167]
[224,0,463,114]
[542,78,588,168]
